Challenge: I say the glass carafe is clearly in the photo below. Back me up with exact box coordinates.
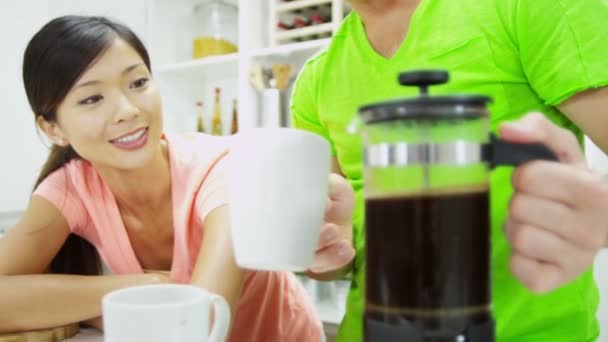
[354,70,557,342]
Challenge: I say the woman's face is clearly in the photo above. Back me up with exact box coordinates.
[50,38,163,171]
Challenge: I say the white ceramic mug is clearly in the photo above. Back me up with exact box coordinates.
[229,127,331,271]
[102,284,230,342]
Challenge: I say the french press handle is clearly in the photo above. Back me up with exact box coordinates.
[484,135,559,168]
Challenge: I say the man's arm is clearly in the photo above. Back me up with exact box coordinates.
[558,86,608,248]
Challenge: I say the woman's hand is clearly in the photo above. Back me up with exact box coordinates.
[500,113,608,293]
[307,173,356,279]
[142,270,171,283]
[81,316,104,331]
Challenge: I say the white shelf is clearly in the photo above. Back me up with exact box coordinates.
[275,22,333,41]
[145,0,343,131]
[154,53,239,74]
[152,54,239,135]
[276,0,332,13]
[269,0,345,47]
[153,54,239,92]
[156,0,238,4]
[250,38,329,58]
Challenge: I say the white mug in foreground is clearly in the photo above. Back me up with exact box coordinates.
[229,127,331,272]
[102,284,230,342]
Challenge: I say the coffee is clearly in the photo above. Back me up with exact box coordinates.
[364,187,493,340]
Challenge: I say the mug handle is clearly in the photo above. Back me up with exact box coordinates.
[483,134,558,168]
[208,294,231,342]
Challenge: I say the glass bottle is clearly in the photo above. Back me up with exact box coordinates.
[196,101,205,133]
[211,88,223,136]
[231,99,238,134]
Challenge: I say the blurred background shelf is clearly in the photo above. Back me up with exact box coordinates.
[275,22,333,42]
[143,0,346,133]
[154,53,239,75]
[250,38,330,59]
[276,0,333,13]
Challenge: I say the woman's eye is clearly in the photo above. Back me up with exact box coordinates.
[130,78,149,89]
[78,95,103,105]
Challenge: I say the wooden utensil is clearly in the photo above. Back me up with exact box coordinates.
[270,63,295,127]
[248,63,266,92]
[271,64,294,91]
[0,323,79,342]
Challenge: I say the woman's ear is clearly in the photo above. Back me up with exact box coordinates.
[36,115,69,147]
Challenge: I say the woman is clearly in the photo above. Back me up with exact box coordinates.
[0,15,355,341]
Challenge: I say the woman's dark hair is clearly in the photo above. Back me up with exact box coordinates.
[22,15,151,275]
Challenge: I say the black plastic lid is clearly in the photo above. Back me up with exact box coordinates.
[358,70,493,124]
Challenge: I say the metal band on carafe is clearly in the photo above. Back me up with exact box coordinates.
[364,141,484,167]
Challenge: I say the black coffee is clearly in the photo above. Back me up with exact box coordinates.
[364,189,493,341]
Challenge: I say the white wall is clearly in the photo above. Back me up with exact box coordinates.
[0,1,51,212]
[48,0,147,43]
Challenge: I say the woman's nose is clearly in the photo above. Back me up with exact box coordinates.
[113,93,140,123]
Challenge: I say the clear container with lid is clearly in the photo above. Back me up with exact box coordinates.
[192,0,238,59]
[353,70,558,342]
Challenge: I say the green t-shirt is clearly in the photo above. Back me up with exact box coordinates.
[291,0,608,341]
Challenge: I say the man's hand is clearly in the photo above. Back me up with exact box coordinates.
[307,173,356,280]
[501,113,608,293]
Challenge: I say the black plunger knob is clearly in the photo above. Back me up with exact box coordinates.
[398,70,450,96]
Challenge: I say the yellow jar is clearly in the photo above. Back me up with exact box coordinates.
[192,1,238,59]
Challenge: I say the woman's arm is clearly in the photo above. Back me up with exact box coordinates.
[0,273,164,332]
[0,196,166,332]
[190,204,246,317]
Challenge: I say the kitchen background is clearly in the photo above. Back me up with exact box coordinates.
[0,1,605,340]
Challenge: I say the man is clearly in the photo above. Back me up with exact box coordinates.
[292,0,608,340]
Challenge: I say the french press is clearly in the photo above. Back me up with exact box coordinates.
[356,70,557,341]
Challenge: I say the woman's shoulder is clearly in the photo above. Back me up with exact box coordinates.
[35,158,95,192]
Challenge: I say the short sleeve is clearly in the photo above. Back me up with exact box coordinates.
[290,59,337,156]
[516,0,608,105]
[194,154,229,221]
[32,168,89,234]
